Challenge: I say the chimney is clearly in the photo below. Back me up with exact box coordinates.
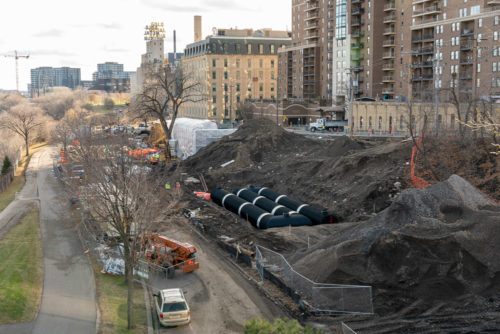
[194,15,202,42]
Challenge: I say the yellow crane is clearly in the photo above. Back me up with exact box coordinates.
[2,50,30,92]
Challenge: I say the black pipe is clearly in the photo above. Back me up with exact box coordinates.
[248,186,339,225]
[211,188,313,229]
[233,188,293,216]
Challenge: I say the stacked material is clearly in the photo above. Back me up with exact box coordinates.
[211,188,312,229]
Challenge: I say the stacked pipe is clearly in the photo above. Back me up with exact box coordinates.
[211,188,312,229]
[248,186,338,225]
[233,188,293,216]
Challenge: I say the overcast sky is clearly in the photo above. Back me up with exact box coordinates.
[0,0,290,91]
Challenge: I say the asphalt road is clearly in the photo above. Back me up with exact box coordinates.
[0,147,96,334]
[150,226,284,334]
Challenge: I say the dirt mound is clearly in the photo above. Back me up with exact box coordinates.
[179,120,407,222]
[289,175,500,315]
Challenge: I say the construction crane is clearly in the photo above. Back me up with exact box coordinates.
[2,50,30,92]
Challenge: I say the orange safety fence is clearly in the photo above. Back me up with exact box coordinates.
[410,136,430,189]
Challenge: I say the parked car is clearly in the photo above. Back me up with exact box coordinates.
[154,289,190,327]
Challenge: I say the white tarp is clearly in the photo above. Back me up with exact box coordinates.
[172,118,237,158]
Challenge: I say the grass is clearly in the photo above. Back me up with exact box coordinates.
[93,105,115,114]
[0,142,48,213]
[0,206,43,324]
[92,259,148,334]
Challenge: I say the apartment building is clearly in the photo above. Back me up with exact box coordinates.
[411,0,500,102]
[278,0,334,101]
[181,26,291,124]
[30,67,81,97]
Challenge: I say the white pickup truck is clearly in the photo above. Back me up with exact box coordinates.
[308,118,348,132]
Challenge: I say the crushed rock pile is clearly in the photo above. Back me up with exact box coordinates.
[289,174,500,315]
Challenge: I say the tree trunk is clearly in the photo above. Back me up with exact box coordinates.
[127,262,134,330]
[25,137,29,156]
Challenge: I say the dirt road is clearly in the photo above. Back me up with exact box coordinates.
[150,226,284,334]
[0,147,96,334]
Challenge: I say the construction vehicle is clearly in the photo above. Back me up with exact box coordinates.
[147,123,175,163]
[308,118,348,132]
[142,233,200,277]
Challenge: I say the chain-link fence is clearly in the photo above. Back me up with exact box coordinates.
[256,245,373,315]
[341,322,357,334]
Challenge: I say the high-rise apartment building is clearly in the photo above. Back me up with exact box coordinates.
[280,0,500,110]
[181,25,291,123]
[30,67,81,97]
[411,0,500,102]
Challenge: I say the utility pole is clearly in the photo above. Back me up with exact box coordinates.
[2,50,30,92]
[348,68,354,138]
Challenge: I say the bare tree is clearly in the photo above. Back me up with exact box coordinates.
[67,131,174,329]
[0,103,48,156]
[131,65,203,140]
[34,87,88,120]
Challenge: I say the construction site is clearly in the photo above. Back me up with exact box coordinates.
[58,116,500,333]
[150,119,500,333]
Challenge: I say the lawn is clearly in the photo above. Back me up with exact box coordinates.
[0,142,47,213]
[0,206,43,324]
[93,260,149,334]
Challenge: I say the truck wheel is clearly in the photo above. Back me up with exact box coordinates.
[311,127,316,132]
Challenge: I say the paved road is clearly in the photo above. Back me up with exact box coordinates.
[150,226,284,334]
[0,147,96,334]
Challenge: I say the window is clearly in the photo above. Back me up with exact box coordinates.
[400,115,404,130]
[378,117,382,130]
[212,59,216,67]
[224,71,228,79]
[271,60,275,68]
[213,107,217,116]
[224,84,228,92]
[224,59,228,67]
[212,96,216,103]
[259,44,264,54]
[248,59,252,67]
[259,59,263,68]
[236,71,240,80]
[212,71,216,79]
[359,116,363,129]
[271,83,275,92]
[236,95,240,103]
[212,84,216,92]
[259,83,263,92]
[236,59,240,68]
[236,83,240,92]
[259,71,263,80]
[271,71,275,80]
[247,44,252,54]
[271,45,275,54]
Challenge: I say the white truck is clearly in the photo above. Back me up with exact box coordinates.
[134,123,151,135]
[308,118,348,132]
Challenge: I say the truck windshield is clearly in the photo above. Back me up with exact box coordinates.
[162,302,187,313]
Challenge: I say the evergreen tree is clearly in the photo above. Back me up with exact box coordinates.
[1,156,12,175]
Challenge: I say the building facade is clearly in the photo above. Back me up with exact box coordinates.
[30,67,81,97]
[181,27,291,124]
[91,62,134,92]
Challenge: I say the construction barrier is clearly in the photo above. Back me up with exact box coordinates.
[410,136,430,189]
[256,245,373,315]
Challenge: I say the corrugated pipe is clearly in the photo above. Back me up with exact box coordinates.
[211,188,313,229]
[248,186,338,225]
[232,188,293,216]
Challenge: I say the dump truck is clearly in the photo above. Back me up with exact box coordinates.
[142,233,200,277]
[308,118,348,132]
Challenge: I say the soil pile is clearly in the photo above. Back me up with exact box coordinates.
[290,175,500,316]
[181,119,411,222]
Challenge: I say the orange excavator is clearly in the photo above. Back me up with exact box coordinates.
[142,233,200,276]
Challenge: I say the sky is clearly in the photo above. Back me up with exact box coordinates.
[0,0,290,91]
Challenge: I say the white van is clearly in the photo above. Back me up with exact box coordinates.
[154,289,190,327]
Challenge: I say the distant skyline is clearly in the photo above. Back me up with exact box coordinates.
[0,0,290,91]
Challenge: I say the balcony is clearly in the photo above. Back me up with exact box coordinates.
[352,65,364,72]
[383,52,395,59]
[461,29,474,37]
[460,56,474,65]
[459,72,473,80]
[305,12,320,21]
[382,88,395,94]
[382,76,395,82]
[411,60,433,67]
[383,39,396,47]
[354,87,364,95]
[412,74,433,81]
[411,34,434,43]
[351,54,364,61]
[305,23,320,30]
[305,32,320,40]
[384,27,396,35]
[351,42,364,49]
[460,42,474,51]
[413,4,441,16]
[351,7,365,15]
[412,46,434,55]
[382,62,394,70]
[384,3,396,11]
[352,0,364,3]
[351,19,365,27]
[305,3,320,11]
[352,30,365,38]
[383,14,396,23]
